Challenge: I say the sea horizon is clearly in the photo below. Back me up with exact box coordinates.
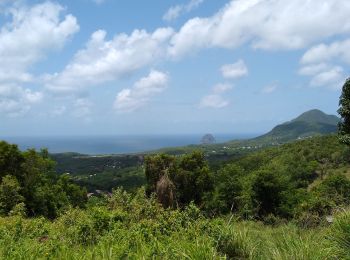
[0,133,260,155]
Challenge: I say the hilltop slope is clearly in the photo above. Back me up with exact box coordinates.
[253,109,339,143]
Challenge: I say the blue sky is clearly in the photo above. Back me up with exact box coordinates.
[0,0,347,136]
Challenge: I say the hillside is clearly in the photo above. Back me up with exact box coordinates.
[292,109,339,125]
[254,109,339,143]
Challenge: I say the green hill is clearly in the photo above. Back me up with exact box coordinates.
[254,109,339,143]
[292,109,339,125]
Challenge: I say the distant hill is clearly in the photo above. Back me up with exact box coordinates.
[292,109,339,125]
[201,134,216,144]
[254,109,339,143]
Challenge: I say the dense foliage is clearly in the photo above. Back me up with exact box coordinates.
[143,135,350,226]
[144,151,213,207]
[0,189,349,259]
[339,77,350,145]
[0,141,87,219]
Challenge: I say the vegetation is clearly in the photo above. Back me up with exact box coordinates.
[0,142,86,219]
[339,77,350,145]
[144,151,212,207]
[143,135,350,227]
[251,109,339,144]
[0,188,349,259]
[51,153,145,192]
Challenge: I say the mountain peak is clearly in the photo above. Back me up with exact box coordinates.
[254,109,339,143]
[292,109,339,125]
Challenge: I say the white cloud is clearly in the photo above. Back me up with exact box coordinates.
[24,89,43,103]
[199,83,232,109]
[163,0,204,22]
[299,62,345,90]
[221,59,248,79]
[301,39,350,65]
[199,94,229,108]
[186,0,204,11]
[163,6,183,22]
[0,84,43,117]
[0,1,78,116]
[298,63,329,76]
[46,28,174,94]
[168,0,350,57]
[261,82,278,94]
[212,83,233,94]
[309,66,344,90]
[0,1,79,83]
[299,38,350,90]
[114,70,169,113]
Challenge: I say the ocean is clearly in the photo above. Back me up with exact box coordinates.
[0,134,257,155]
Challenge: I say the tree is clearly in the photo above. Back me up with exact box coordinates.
[204,164,244,214]
[0,175,24,215]
[57,174,87,208]
[251,169,287,217]
[338,78,350,145]
[144,154,176,195]
[0,141,87,218]
[156,173,175,208]
[174,151,212,205]
[0,141,23,180]
[144,151,213,207]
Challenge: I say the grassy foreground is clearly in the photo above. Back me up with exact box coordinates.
[0,189,349,260]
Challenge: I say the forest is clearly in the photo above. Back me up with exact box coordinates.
[0,79,350,259]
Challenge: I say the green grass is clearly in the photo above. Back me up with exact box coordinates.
[0,189,348,260]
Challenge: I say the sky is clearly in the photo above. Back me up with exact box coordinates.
[0,0,348,136]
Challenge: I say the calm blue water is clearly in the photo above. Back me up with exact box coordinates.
[0,134,257,155]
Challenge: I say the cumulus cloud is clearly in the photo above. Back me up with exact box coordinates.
[114,70,169,113]
[163,0,204,22]
[221,59,248,79]
[299,38,350,90]
[168,0,350,57]
[298,63,329,76]
[299,63,345,90]
[0,84,43,117]
[0,1,79,83]
[309,66,344,89]
[0,1,78,116]
[46,28,173,94]
[199,83,232,109]
[301,39,350,65]
[36,0,350,112]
